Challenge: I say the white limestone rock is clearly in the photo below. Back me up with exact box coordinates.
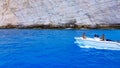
[0,0,120,26]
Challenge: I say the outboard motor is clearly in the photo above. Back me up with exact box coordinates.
[106,39,112,41]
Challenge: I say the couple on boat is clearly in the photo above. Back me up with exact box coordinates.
[82,33,106,41]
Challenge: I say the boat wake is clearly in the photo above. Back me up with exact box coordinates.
[74,37,120,50]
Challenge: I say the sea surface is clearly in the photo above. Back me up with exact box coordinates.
[0,29,120,68]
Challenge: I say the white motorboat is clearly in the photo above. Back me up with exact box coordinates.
[75,37,120,50]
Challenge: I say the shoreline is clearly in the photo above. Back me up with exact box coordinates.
[0,24,120,29]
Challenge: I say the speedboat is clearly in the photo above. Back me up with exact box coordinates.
[75,37,120,50]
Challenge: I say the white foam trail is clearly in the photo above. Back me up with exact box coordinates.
[74,37,120,50]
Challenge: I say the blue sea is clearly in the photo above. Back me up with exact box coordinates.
[0,29,120,68]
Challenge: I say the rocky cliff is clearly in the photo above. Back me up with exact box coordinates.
[0,0,120,29]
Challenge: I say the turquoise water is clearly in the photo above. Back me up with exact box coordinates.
[0,29,120,68]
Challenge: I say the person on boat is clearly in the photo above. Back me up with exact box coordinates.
[94,34,99,38]
[82,33,86,39]
[100,34,112,41]
[101,34,105,41]
[94,34,100,41]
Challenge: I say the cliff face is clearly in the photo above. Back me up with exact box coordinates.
[0,0,120,27]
